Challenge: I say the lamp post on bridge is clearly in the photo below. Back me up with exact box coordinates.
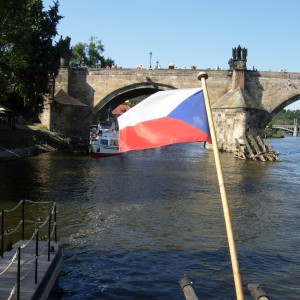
[149,52,152,69]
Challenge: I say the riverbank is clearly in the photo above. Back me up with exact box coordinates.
[0,125,87,161]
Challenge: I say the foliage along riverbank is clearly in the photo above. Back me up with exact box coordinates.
[0,125,87,161]
[0,119,289,162]
[266,108,300,138]
[264,128,285,138]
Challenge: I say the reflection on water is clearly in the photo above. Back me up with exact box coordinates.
[0,138,300,299]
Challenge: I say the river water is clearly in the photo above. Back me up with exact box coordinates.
[0,137,299,299]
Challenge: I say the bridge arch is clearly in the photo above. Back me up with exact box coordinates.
[269,93,300,121]
[93,82,175,121]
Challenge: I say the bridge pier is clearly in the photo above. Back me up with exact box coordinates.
[211,106,268,152]
[209,84,268,152]
[209,46,272,153]
[293,118,298,136]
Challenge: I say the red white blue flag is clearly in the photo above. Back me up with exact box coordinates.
[118,88,211,152]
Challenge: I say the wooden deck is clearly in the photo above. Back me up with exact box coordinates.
[0,240,62,300]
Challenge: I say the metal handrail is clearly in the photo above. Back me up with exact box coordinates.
[0,200,57,300]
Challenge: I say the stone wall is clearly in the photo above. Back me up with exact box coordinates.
[68,68,233,108]
[40,99,51,129]
[213,108,247,152]
[213,108,269,152]
[55,67,69,93]
[50,103,90,137]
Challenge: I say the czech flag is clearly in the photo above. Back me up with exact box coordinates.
[118,88,212,152]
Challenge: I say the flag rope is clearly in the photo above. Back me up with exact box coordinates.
[198,72,244,300]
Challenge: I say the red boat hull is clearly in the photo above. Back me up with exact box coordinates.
[90,151,122,158]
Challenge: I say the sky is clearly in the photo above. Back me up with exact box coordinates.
[43,0,300,109]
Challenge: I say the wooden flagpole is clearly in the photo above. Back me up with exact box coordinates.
[198,72,244,300]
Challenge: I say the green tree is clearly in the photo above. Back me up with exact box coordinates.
[0,0,62,116]
[70,42,87,67]
[70,36,115,68]
[269,109,300,126]
[87,36,104,67]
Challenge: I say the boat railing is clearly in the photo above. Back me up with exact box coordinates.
[0,200,57,300]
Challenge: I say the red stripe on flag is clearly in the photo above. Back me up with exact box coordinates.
[119,117,211,152]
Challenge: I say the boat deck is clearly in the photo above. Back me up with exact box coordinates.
[0,240,62,300]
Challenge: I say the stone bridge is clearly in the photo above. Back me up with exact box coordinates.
[41,53,300,152]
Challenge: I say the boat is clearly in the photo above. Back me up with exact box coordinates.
[89,120,121,157]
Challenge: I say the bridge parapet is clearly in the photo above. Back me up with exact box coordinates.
[67,67,300,114]
[69,67,232,108]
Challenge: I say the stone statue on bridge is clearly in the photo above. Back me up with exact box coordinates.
[231,45,247,62]
[236,45,242,60]
[57,36,71,67]
[232,48,237,61]
[242,47,247,61]
[229,45,248,70]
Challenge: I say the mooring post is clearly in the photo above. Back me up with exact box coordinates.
[17,246,21,300]
[54,203,57,243]
[179,275,198,300]
[22,200,25,240]
[48,213,51,261]
[35,228,39,284]
[1,209,4,258]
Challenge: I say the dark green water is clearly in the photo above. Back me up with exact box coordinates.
[0,138,299,299]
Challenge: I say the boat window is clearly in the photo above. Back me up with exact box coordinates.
[101,139,108,145]
[99,121,113,129]
[110,139,118,146]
